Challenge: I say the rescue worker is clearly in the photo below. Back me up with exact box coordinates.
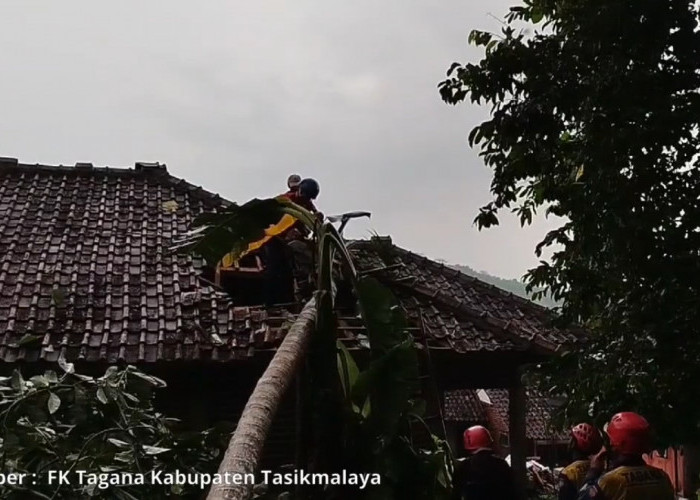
[452,425,516,500]
[287,174,301,194]
[577,412,674,499]
[283,178,320,297]
[558,423,603,500]
[284,178,319,213]
[263,178,321,306]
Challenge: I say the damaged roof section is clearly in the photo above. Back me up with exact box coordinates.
[444,388,568,441]
[0,161,580,364]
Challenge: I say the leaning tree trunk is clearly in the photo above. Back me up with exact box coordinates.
[207,296,318,500]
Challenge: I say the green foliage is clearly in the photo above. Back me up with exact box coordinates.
[439,0,700,443]
[308,225,452,499]
[0,363,230,499]
[172,196,317,267]
[183,196,452,497]
[333,277,452,500]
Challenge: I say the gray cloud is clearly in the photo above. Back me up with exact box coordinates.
[0,0,559,279]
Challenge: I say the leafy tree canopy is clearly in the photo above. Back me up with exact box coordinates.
[0,361,230,499]
[439,0,700,444]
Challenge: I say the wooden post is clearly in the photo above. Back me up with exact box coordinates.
[294,361,308,500]
[682,444,700,497]
[509,373,527,499]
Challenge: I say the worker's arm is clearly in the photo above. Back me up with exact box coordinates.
[557,475,578,500]
[576,456,606,500]
[577,482,607,500]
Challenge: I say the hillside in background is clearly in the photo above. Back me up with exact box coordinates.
[449,264,560,309]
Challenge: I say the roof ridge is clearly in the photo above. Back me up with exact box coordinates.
[0,159,230,208]
[387,243,555,318]
[348,239,549,315]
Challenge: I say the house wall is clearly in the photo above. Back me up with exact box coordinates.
[532,442,569,468]
[644,447,687,496]
[153,362,298,470]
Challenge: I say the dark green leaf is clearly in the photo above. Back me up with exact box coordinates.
[96,388,108,405]
[10,371,25,392]
[142,445,170,455]
[336,340,359,400]
[18,334,42,347]
[47,393,61,414]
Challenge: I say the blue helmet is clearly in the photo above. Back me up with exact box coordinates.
[298,178,320,200]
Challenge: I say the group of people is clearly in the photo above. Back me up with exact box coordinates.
[452,412,675,500]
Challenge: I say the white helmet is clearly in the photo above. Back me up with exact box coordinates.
[287,174,302,189]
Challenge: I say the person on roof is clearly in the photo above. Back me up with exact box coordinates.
[558,423,603,500]
[263,178,321,306]
[283,177,319,213]
[286,174,302,194]
[452,425,516,500]
[279,178,321,240]
[577,412,674,500]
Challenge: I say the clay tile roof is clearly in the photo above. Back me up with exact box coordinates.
[348,240,583,355]
[0,161,582,364]
[444,389,487,422]
[483,389,568,441]
[0,162,293,363]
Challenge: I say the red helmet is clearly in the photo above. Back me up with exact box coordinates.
[463,425,494,453]
[570,423,603,455]
[606,412,651,455]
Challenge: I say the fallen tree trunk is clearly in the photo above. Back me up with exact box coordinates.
[207,297,318,500]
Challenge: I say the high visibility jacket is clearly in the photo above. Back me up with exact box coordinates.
[219,214,297,268]
[559,459,591,500]
[578,464,674,500]
[562,459,591,490]
[219,191,317,269]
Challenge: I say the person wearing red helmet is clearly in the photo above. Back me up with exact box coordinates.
[452,425,516,500]
[286,174,302,194]
[263,178,322,305]
[557,423,603,500]
[577,412,674,499]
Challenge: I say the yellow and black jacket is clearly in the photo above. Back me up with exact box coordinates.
[577,458,674,500]
[558,459,591,500]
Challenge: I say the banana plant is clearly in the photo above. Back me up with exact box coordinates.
[175,196,451,500]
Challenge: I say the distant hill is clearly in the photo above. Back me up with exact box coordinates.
[448,264,560,309]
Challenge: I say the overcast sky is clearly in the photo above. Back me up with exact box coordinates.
[0,0,559,279]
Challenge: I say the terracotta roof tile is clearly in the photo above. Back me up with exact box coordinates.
[0,162,580,364]
[484,389,568,441]
[0,163,293,363]
[349,240,582,354]
[444,390,487,422]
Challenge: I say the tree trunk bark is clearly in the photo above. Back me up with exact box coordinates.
[207,297,318,500]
